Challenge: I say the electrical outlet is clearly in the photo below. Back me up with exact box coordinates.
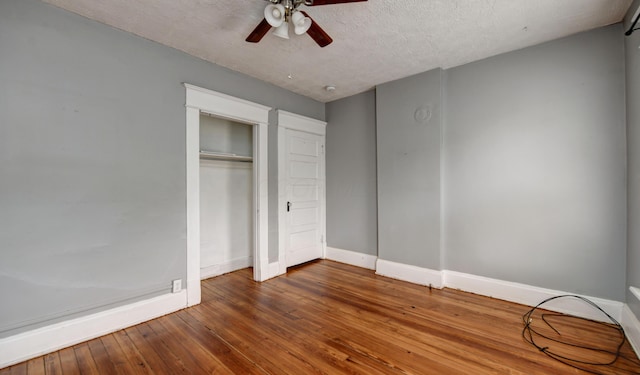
[172,279,182,293]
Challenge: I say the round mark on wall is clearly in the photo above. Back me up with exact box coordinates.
[414,106,432,125]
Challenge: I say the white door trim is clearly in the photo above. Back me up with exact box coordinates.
[276,110,326,274]
[185,83,271,307]
[277,110,327,135]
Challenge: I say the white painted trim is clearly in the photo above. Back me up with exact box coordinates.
[276,110,327,271]
[277,126,288,276]
[320,136,327,260]
[371,259,623,323]
[184,83,270,124]
[444,270,623,322]
[277,110,327,135]
[326,247,377,270]
[0,290,187,369]
[185,106,201,307]
[375,259,444,288]
[253,121,271,282]
[622,305,640,356]
[200,257,253,280]
[184,83,272,289]
[630,286,640,301]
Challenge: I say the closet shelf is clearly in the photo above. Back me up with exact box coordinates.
[199,150,253,162]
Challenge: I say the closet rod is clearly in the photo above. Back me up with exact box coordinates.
[199,150,253,162]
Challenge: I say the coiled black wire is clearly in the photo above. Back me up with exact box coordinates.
[521,295,640,374]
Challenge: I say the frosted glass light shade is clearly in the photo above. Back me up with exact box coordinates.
[291,11,312,35]
[265,4,285,27]
[273,22,290,39]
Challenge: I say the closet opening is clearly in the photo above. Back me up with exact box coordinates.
[199,114,254,280]
[184,83,271,307]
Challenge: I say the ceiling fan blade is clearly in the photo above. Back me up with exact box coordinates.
[307,0,367,5]
[246,18,271,43]
[300,11,333,47]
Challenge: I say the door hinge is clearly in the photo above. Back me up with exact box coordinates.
[321,235,324,244]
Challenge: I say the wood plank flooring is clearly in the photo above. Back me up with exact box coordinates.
[2,260,640,374]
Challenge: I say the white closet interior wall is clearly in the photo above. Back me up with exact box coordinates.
[199,114,254,279]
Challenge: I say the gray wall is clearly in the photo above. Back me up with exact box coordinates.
[376,69,443,269]
[626,0,640,314]
[324,24,627,302]
[444,24,626,300]
[0,0,323,337]
[325,90,378,255]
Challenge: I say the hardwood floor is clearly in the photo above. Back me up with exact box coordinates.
[2,260,640,374]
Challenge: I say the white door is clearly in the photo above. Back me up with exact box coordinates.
[285,129,325,267]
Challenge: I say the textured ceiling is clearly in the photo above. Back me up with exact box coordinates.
[42,0,632,103]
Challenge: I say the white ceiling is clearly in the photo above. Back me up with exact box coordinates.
[42,0,632,103]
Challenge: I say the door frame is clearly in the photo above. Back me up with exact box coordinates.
[185,83,271,307]
[276,110,327,274]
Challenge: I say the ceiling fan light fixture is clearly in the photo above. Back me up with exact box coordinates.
[246,0,367,46]
[273,22,290,39]
[291,11,312,35]
[264,4,286,27]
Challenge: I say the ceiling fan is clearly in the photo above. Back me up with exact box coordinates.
[246,0,368,47]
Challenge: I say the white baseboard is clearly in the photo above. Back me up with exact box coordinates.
[0,290,187,369]
[200,256,253,280]
[326,247,377,270]
[371,259,622,323]
[622,305,640,355]
[375,259,444,288]
[444,270,623,322]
